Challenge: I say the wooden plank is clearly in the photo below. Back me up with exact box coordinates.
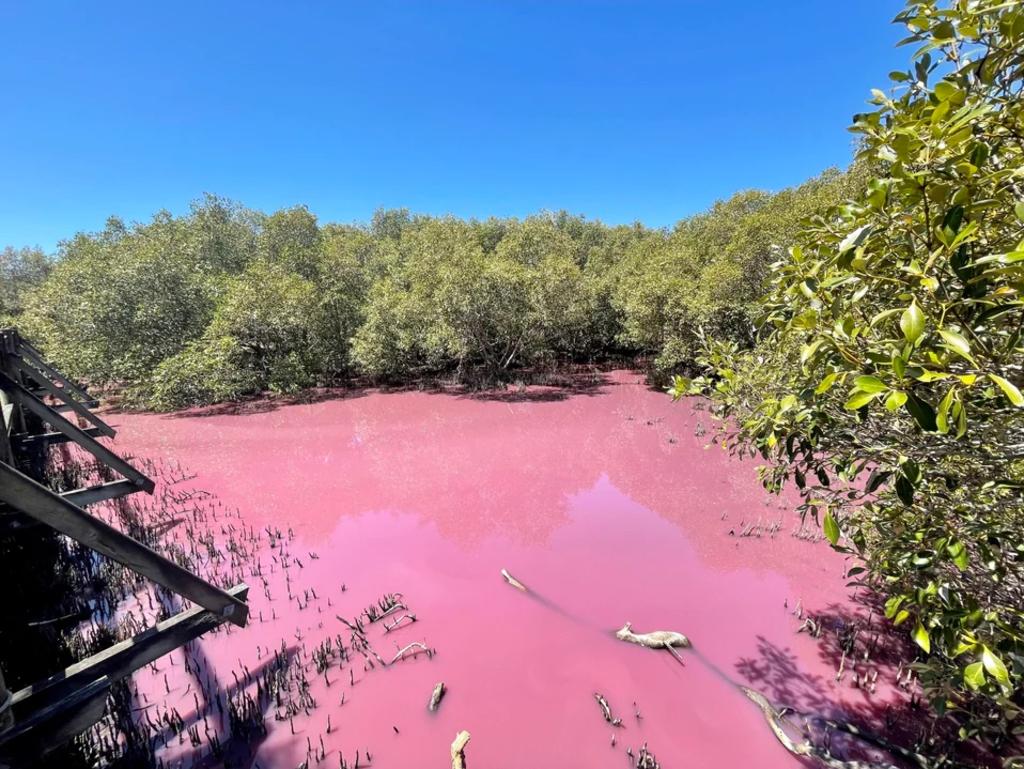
[14,427,103,449]
[17,343,93,405]
[10,584,249,710]
[12,357,113,437]
[60,480,139,507]
[0,463,249,627]
[52,400,100,413]
[0,371,153,493]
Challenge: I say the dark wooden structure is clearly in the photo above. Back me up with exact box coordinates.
[0,328,249,765]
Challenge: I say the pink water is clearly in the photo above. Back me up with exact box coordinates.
[105,371,907,768]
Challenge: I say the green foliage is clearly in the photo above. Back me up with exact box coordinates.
[12,174,858,406]
[21,213,224,383]
[352,216,603,380]
[0,245,52,320]
[612,171,865,376]
[690,0,1024,755]
[143,336,258,410]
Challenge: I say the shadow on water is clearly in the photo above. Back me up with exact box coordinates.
[136,591,300,768]
[736,594,1006,769]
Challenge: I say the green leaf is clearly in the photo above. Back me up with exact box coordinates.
[854,375,887,393]
[900,301,925,343]
[845,390,878,410]
[815,372,838,394]
[838,225,872,254]
[905,392,938,431]
[800,339,823,366]
[989,374,1024,407]
[936,388,955,434]
[883,595,905,619]
[885,390,908,410]
[982,647,1010,686]
[947,540,968,570]
[896,475,915,506]
[823,511,840,545]
[964,661,986,690]
[913,621,931,654]
[938,329,976,365]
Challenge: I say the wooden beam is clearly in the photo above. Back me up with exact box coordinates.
[16,343,93,405]
[11,357,113,438]
[0,371,153,493]
[0,463,248,627]
[60,480,139,507]
[10,584,249,711]
[14,427,103,450]
[52,400,100,413]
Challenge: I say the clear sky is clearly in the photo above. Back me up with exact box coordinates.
[1,1,906,252]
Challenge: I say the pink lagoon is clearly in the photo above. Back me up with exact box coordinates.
[104,371,908,769]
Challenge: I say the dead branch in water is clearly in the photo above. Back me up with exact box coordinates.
[594,693,622,726]
[382,614,417,630]
[500,568,527,591]
[635,742,660,769]
[429,682,446,712]
[389,642,434,665]
[451,730,471,769]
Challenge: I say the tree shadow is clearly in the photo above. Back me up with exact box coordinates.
[137,640,301,769]
[736,594,1006,768]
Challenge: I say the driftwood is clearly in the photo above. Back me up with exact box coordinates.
[450,730,471,769]
[615,622,689,656]
[740,687,901,769]
[428,682,446,712]
[594,692,622,726]
[500,569,527,592]
[389,642,433,665]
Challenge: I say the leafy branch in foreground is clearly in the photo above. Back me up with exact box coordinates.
[680,0,1024,758]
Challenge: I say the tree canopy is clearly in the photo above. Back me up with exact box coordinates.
[7,171,859,408]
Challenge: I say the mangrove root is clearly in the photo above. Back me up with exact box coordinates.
[451,730,471,769]
[501,568,527,592]
[429,681,446,712]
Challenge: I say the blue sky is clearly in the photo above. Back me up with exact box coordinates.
[1,1,906,251]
